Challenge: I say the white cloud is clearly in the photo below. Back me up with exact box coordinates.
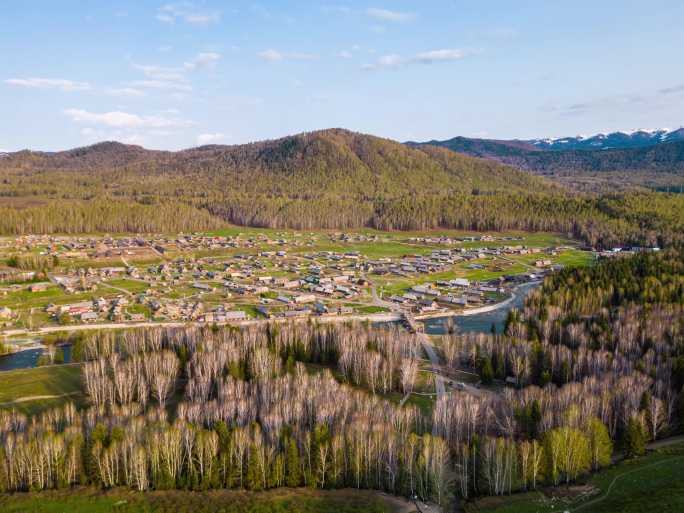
[184,52,221,70]
[126,80,192,92]
[540,87,676,119]
[129,54,218,95]
[258,49,317,62]
[337,50,353,59]
[156,2,220,25]
[80,127,146,145]
[363,49,469,70]
[321,5,351,15]
[64,108,188,129]
[5,77,91,92]
[366,8,414,22]
[660,84,684,95]
[362,54,403,70]
[196,132,226,145]
[414,49,467,63]
[288,52,317,60]
[106,87,146,97]
[258,49,283,61]
[134,64,185,81]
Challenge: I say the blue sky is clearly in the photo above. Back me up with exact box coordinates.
[1,0,684,151]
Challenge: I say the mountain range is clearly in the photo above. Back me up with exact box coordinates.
[529,128,684,151]
[4,126,684,193]
[0,128,682,247]
[410,129,684,190]
[0,129,549,196]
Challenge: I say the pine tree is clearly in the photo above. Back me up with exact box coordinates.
[623,417,646,458]
[285,438,301,487]
[246,445,264,491]
[530,400,542,440]
[480,356,494,385]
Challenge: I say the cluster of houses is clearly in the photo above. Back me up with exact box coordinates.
[367,246,559,279]
[597,246,661,258]
[0,230,591,328]
[388,278,508,313]
[3,231,320,262]
[406,234,524,245]
[46,296,133,323]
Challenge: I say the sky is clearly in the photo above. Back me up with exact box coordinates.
[1,0,684,151]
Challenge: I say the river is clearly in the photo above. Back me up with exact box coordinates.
[0,344,72,372]
[0,282,538,370]
[423,281,540,335]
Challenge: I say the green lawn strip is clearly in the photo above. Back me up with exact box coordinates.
[0,365,83,404]
[0,286,65,308]
[404,393,436,418]
[0,487,400,513]
[466,443,684,513]
[571,446,684,513]
[234,303,260,318]
[343,303,389,314]
[126,303,151,318]
[106,279,150,294]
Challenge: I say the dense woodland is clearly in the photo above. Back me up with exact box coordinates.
[1,250,683,505]
[417,136,684,190]
[437,248,684,496]
[1,129,683,247]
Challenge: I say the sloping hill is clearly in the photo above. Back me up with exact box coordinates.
[1,128,683,249]
[2,142,169,170]
[0,128,561,234]
[0,129,552,197]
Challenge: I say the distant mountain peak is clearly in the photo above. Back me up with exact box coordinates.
[531,127,684,151]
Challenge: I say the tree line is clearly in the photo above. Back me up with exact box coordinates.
[1,129,684,248]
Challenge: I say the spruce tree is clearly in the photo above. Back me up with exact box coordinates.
[480,356,494,385]
[623,417,646,458]
[286,438,302,487]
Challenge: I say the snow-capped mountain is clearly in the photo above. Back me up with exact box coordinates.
[530,128,684,151]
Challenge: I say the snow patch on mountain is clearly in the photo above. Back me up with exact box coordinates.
[530,127,684,150]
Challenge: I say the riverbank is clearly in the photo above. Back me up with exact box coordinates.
[415,281,541,321]
[423,281,541,335]
[0,281,540,371]
[0,339,72,371]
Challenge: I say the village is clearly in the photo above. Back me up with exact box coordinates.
[0,230,592,333]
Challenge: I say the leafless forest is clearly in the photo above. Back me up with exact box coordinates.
[0,251,682,506]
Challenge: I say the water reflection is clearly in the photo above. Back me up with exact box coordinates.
[424,281,539,335]
[0,344,72,371]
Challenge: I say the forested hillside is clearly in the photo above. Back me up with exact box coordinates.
[413,137,684,191]
[1,129,684,248]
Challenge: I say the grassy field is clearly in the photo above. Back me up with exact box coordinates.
[375,248,592,298]
[466,442,684,513]
[0,364,84,415]
[106,279,150,294]
[0,487,415,513]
